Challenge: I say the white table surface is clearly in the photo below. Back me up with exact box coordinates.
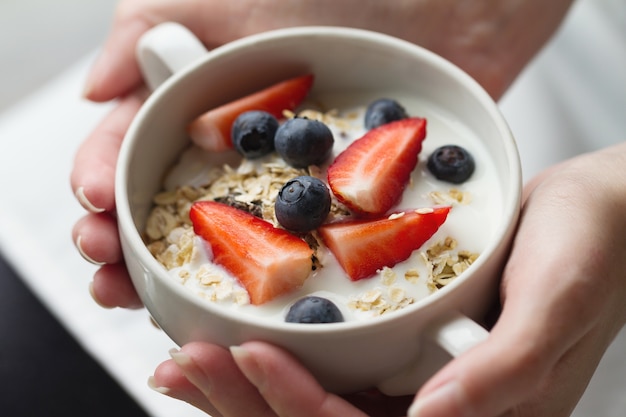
[0,1,623,416]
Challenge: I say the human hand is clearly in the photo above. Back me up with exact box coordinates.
[406,142,626,416]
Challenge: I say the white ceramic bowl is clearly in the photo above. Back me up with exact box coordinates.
[116,24,521,395]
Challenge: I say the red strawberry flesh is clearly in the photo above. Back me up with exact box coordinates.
[327,117,427,216]
[318,206,450,281]
[187,74,314,152]
[189,201,314,305]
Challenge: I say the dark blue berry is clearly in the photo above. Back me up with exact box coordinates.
[364,98,408,130]
[274,117,334,168]
[231,111,279,158]
[275,176,331,232]
[285,296,344,324]
[427,145,475,184]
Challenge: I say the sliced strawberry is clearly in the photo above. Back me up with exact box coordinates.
[187,74,314,151]
[189,201,314,305]
[327,117,427,216]
[318,206,450,281]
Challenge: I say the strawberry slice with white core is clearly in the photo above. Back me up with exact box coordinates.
[187,74,314,152]
[189,201,314,305]
[327,117,427,216]
[318,206,450,281]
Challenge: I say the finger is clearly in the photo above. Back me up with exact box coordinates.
[165,342,277,417]
[72,213,121,265]
[231,341,368,417]
[150,354,222,415]
[91,263,143,309]
[71,90,145,213]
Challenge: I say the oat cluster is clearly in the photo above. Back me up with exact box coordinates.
[348,266,417,316]
[428,188,472,205]
[423,237,479,290]
[190,264,250,306]
[347,236,479,316]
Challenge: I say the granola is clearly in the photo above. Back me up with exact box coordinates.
[144,107,482,319]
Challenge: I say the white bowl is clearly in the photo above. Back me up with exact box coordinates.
[116,24,521,395]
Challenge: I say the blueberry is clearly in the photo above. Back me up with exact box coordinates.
[274,117,334,168]
[427,145,475,184]
[364,98,408,130]
[231,111,279,158]
[285,296,344,324]
[275,176,331,232]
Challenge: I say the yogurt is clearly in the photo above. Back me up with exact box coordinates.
[144,92,502,322]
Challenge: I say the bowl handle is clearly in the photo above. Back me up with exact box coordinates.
[377,311,489,396]
[136,22,208,91]
[426,311,489,356]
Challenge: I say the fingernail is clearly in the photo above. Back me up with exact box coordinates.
[82,50,107,99]
[82,80,95,99]
[408,381,468,417]
[75,235,106,266]
[89,282,113,309]
[75,186,105,213]
[169,348,212,395]
[149,362,208,407]
[147,376,171,395]
[169,348,193,367]
[230,345,266,389]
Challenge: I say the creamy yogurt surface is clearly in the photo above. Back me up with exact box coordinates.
[144,92,502,322]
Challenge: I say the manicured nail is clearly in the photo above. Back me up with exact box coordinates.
[82,50,107,99]
[149,364,209,407]
[75,186,105,213]
[147,376,171,395]
[89,282,113,309]
[169,348,193,366]
[75,235,106,266]
[408,381,468,417]
[169,348,213,395]
[82,80,95,99]
[230,345,266,389]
